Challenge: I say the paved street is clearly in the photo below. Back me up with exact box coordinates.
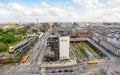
[0,29,51,75]
[1,53,120,75]
[0,29,120,75]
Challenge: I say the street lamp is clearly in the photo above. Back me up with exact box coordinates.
[106,57,111,75]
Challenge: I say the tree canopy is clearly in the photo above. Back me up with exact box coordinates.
[40,27,48,33]
[0,27,28,52]
[0,43,8,52]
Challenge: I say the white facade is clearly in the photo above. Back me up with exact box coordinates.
[59,36,70,60]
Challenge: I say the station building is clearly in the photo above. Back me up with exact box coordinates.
[92,34,120,56]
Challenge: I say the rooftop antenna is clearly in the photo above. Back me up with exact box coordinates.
[106,57,111,75]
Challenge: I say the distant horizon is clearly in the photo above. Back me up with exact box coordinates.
[0,22,120,24]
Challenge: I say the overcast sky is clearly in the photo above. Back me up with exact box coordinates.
[0,0,120,22]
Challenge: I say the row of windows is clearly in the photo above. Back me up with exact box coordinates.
[60,56,67,59]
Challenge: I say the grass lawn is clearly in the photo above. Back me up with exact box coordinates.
[71,43,82,58]
[81,42,100,58]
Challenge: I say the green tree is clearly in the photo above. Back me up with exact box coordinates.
[26,26,31,29]
[40,28,47,33]
[6,28,15,33]
[0,27,27,46]
[18,28,27,34]
[12,27,27,35]
[1,36,15,44]
[0,28,3,33]
[15,37,22,42]
[0,43,8,52]
[32,29,38,33]
[14,30,21,35]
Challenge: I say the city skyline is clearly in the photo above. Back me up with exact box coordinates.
[0,0,120,22]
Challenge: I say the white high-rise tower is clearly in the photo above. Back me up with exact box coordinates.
[59,36,70,60]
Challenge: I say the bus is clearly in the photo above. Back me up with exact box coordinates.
[22,55,29,63]
[87,60,97,64]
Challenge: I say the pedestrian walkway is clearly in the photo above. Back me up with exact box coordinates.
[41,60,77,67]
